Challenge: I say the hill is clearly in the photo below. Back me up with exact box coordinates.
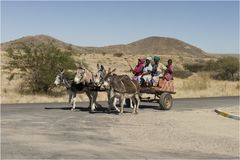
[1,35,206,57]
[1,35,88,53]
[100,36,206,57]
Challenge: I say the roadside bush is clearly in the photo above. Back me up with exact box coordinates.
[183,57,239,81]
[5,43,76,94]
[214,57,239,81]
[183,63,205,72]
[173,70,192,79]
[204,59,217,71]
[113,52,124,57]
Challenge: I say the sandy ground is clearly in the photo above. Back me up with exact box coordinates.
[109,106,240,158]
[1,100,239,159]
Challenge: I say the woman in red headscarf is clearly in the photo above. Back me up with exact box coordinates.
[131,58,145,83]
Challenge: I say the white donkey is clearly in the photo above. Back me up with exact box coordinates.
[54,69,101,111]
[74,63,103,112]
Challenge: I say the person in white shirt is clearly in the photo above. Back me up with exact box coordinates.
[141,57,153,85]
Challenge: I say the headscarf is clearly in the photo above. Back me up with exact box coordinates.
[153,56,160,62]
[138,58,145,64]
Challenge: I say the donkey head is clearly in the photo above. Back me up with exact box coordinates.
[54,69,65,85]
[74,63,87,84]
[94,64,106,86]
[102,68,116,89]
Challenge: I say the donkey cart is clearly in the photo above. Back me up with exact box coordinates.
[139,79,176,110]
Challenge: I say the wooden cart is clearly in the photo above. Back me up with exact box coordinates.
[139,79,176,110]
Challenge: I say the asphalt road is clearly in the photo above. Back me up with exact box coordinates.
[1,96,239,159]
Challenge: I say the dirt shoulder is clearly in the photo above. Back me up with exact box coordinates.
[109,106,239,158]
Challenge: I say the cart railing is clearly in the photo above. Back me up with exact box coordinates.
[140,79,175,94]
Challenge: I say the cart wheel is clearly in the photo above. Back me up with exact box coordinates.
[159,93,173,110]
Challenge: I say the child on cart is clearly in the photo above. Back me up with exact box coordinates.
[164,59,174,81]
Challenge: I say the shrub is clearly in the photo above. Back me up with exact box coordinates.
[5,43,76,94]
[184,57,239,81]
[113,52,124,57]
[204,59,217,71]
[173,70,192,79]
[183,63,205,72]
[214,57,239,81]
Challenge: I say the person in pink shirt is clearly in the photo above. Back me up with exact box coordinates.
[164,59,174,81]
[131,58,145,83]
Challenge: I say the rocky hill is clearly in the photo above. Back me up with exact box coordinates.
[1,35,206,57]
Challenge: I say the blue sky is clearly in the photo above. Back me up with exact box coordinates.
[1,1,239,53]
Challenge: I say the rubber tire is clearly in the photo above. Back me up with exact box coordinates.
[159,93,173,110]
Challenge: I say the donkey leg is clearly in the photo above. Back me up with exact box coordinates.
[86,91,91,109]
[112,97,120,112]
[87,91,95,113]
[71,97,76,111]
[129,98,133,109]
[120,95,125,114]
[107,91,111,106]
[135,95,140,114]
[131,97,137,114]
[107,93,113,113]
[68,91,73,106]
[93,91,102,108]
[71,92,77,111]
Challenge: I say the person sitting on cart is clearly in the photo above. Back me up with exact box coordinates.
[152,56,167,77]
[164,59,174,81]
[141,57,153,86]
[130,58,145,83]
[151,56,167,86]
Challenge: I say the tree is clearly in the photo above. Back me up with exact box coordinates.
[215,57,239,80]
[5,43,76,93]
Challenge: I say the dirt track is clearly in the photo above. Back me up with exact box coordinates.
[1,96,239,159]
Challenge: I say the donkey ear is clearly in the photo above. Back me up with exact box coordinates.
[80,61,84,67]
[97,64,100,70]
[61,69,64,74]
[100,65,104,70]
[75,63,80,68]
[111,68,116,73]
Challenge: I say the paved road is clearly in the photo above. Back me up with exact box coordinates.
[1,96,239,159]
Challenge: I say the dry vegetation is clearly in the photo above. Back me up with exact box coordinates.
[1,52,239,104]
[1,35,239,103]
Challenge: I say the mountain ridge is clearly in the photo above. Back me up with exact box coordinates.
[1,34,206,57]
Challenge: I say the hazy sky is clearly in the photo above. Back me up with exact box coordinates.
[1,1,239,53]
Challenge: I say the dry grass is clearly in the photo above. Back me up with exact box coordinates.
[1,53,239,104]
[174,74,240,98]
[182,72,209,91]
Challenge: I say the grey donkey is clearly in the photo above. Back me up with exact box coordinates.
[54,70,100,111]
[94,64,137,112]
[103,68,140,114]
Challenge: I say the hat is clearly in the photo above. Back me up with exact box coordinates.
[146,57,152,61]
